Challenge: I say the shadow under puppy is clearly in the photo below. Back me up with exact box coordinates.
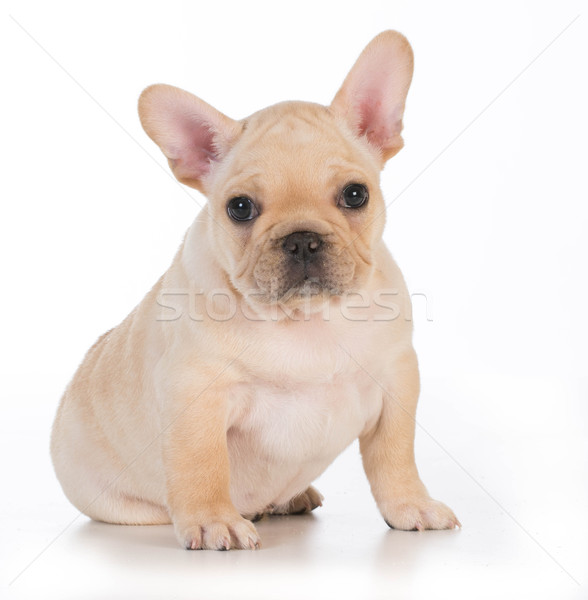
[51,31,460,550]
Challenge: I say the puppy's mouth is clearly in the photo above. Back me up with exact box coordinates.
[248,276,345,306]
[278,277,340,301]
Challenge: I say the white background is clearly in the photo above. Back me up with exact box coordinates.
[1,0,587,598]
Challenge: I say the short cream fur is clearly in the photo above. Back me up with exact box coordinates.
[51,31,460,550]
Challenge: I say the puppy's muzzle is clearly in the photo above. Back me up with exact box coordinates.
[281,230,327,287]
[252,227,356,302]
[282,231,323,267]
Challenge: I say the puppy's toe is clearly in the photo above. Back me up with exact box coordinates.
[382,497,460,531]
[175,512,261,550]
[269,485,324,515]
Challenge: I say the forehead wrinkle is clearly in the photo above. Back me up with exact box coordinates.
[222,168,266,195]
[242,103,342,148]
[219,103,375,203]
[223,154,370,210]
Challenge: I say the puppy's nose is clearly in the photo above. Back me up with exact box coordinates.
[282,231,323,263]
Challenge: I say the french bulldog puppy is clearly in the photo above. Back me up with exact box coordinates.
[51,31,460,550]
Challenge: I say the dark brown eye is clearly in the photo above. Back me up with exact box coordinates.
[340,183,368,208]
[227,197,258,222]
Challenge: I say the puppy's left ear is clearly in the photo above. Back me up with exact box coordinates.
[331,30,414,163]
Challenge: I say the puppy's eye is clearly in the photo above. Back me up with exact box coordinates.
[339,183,369,209]
[227,196,258,222]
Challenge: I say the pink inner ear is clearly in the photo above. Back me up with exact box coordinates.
[357,91,404,153]
[168,115,219,182]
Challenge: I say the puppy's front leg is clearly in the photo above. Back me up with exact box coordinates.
[360,349,460,531]
[163,389,260,550]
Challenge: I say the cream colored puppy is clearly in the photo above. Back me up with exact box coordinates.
[51,31,460,550]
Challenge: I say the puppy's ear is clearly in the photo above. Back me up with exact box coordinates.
[138,84,242,192]
[331,31,414,163]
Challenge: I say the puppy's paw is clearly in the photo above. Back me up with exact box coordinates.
[175,511,261,550]
[268,485,324,515]
[382,497,461,531]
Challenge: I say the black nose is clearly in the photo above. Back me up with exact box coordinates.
[282,231,323,263]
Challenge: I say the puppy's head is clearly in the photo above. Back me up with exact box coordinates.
[139,31,413,313]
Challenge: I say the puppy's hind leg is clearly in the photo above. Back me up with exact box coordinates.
[92,492,171,525]
[74,485,171,526]
[268,486,324,516]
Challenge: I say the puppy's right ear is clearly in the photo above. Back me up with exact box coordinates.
[138,84,242,192]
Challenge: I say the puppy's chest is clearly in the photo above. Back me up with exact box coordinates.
[228,375,381,463]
